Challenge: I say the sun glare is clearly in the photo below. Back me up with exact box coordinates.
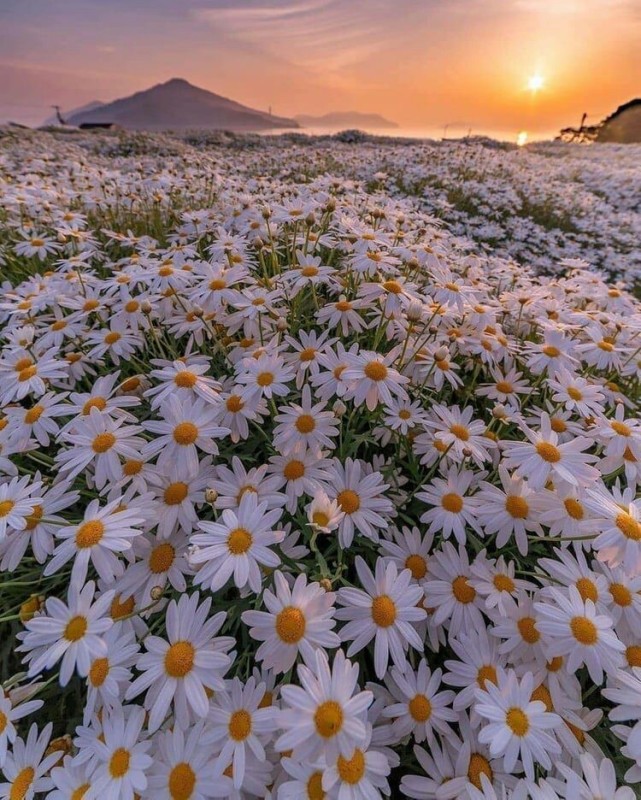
[528,74,545,92]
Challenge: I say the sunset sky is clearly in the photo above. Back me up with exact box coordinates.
[1,0,640,137]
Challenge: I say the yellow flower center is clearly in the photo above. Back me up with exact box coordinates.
[174,371,197,388]
[477,664,498,688]
[449,424,469,441]
[564,498,584,520]
[505,495,528,519]
[283,459,305,480]
[83,397,107,414]
[570,616,598,645]
[506,708,530,737]
[149,543,176,574]
[531,684,553,712]
[9,767,35,800]
[542,345,560,357]
[276,606,306,643]
[616,512,641,541]
[337,749,366,785]
[337,490,360,514]
[70,783,90,800]
[229,709,252,741]
[299,347,317,361]
[227,527,252,554]
[408,694,432,722]
[610,582,632,607]
[124,300,139,313]
[164,482,189,505]
[312,511,330,527]
[24,404,44,424]
[576,577,598,603]
[517,616,540,644]
[626,645,641,667]
[405,554,427,580]
[0,500,15,518]
[452,576,476,604]
[382,280,403,294]
[468,754,493,790]
[76,520,105,548]
[226,395,244,413]
[441,493,463,513]
[296,414,316,434]
[256,371,274,387]
[364,361,388,382]
[123,459,143,476]
[536,442,561,463]
[92,432,116,453]
[110,594,135,620]
[307,772,325,800]
[168,762,196,800]
[18,366,37,382]
[104,332,121,345]
[109,748,131,778]
[546,656,563,672]
[173,422,198,445]
[371,595,397,627]
[64,615,88,642]
[567,387,583,401]
[335,300,352,312]
[89,657,109,687]
[611,420,631,436]
[493,574,515,593]
[314,700,343,738]
[165,641,195,678]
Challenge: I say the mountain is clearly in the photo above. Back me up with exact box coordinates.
[597,98,641,143]
[296,111,398,129]
[65,79,299,132]
[43,101,104,126]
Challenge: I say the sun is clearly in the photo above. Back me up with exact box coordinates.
[527,74,545,92]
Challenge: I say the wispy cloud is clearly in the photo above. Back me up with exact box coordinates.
[191,0,408,85]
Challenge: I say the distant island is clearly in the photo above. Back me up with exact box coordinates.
[47,78,299,132]
[295,111,398,129]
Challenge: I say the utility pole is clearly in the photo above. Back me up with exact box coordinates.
[52,105,66,125]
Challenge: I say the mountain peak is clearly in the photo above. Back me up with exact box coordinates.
[64,79,299,132]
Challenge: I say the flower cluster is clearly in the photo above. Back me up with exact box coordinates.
[1,129,641,799]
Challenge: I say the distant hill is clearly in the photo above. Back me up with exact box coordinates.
[65,79,299,132]
[43,101,104,126]
[296,111,398,129]
[597,98,641,143]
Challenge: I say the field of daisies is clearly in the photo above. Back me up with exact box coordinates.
[1,127,641,800]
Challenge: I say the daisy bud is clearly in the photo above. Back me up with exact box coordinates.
[434,345,449,361]
[261,207,271,220]
[462,446,473,457]
[305,212,316,226]
[57,232,67,243]
[332,400,347,417]
[407,257,419,269]
[192,305,204,318]
[407,301,423,322]
[430,325,440,334]
[276,317,288,332]
[319,578,333,592]
[324,197,336,212]
[187,545,201,568]
[492,403,509,419]
[150,586,164,601]
[252,236,264,249]
[20,595,44,624]
[141,299,152,314]
[205,488,218,504]
[46,735,72,758]
[397,214,406,225]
